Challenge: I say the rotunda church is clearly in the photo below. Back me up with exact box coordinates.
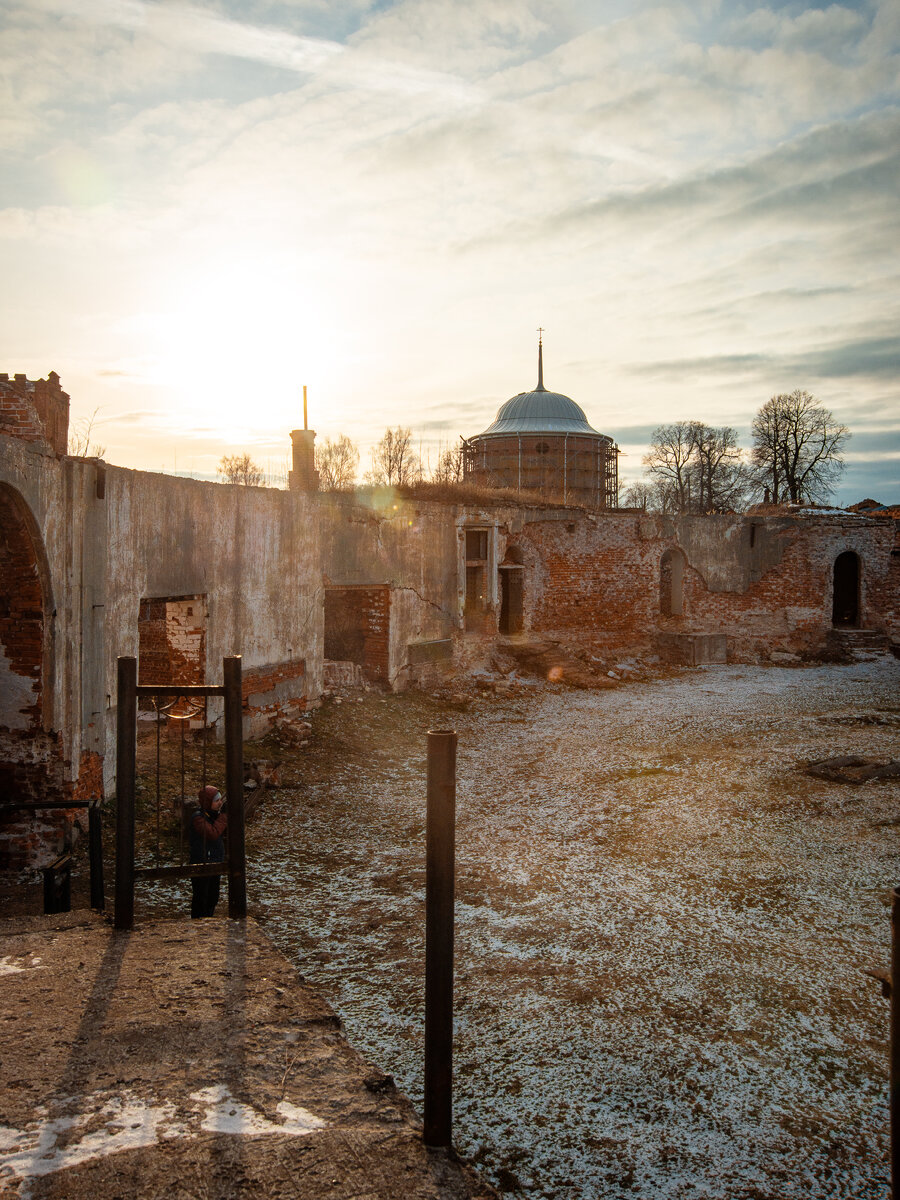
[462,338,619,507]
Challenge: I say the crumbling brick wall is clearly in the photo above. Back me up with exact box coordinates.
[138,596,207,687]
[0,372,69,455]
[243,659,307,737]
[324,585,390,683]
[520,509,899,659]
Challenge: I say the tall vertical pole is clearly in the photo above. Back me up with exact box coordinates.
[114,655,136,930]
[892,887,900,1195]
[88,800,105,911]
[224,655,247,919]
[424,729,457,1147]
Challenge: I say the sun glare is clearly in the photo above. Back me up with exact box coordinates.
[137,253,352,444]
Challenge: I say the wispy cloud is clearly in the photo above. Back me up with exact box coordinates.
[2,0,899,500]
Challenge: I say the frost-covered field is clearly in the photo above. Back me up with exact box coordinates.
[251,659,900,1199]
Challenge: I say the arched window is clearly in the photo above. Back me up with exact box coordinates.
[832,551,860,627]
[660,548,685,618]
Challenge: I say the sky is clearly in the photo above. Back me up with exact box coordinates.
[1,0,898,501]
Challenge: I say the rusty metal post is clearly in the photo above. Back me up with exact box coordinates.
[114,655,137,930]
[892,887,900,1195]
[424,729,457,1147]
[224,655,247,919]
[88,799,105,911]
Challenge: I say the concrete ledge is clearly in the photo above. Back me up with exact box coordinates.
[0,915,495,1200]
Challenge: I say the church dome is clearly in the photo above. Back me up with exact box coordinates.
[473,341,608,440]
[478,387,602,437]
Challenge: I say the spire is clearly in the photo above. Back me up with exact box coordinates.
[536,326,545,391]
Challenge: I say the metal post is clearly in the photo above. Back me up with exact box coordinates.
[88,799,105,910]
[224,655,247,919]
[892,887,900,1195]
[114,655,137,930]
[424,728,457,1147]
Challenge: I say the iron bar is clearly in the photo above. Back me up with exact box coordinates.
[114,655,137,930]
[0,800,91,812]
[892,887,900,1195]
[135,862,228,881]
[135,684,225,697]
[224,655,247,919]
[88,800,105,911]
[424,728,457,1148]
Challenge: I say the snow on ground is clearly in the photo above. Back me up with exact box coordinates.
[251,659,900,1199]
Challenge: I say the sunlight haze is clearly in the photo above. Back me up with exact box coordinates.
[2,0,898,499]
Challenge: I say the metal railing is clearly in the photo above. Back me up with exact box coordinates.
[114,654,246,930]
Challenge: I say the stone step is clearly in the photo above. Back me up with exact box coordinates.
[830,628,890,654]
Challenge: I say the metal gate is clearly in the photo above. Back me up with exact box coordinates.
[113,654,246,930]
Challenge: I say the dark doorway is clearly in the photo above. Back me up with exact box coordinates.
[832,551,860,627]
[499,567,524,634]
[464,527,490,632]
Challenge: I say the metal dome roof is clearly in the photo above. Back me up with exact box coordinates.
[473,341,609,440]
[477,387,604,437]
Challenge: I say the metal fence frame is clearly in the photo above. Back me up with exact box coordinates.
[114,654,246,930]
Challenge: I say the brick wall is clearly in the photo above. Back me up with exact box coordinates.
[324,585,390,683]
[138,596,207,687]
[521,510,899,659]
[0,371,69,455]
[243,658,307,732]
[0,489,44,731]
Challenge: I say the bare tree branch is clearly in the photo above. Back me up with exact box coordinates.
[316,434,359,490]
[751,391,848,504]
[218,453,265,486]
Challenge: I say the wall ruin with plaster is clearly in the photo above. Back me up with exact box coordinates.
[2,375,899,867]
[517,508,899,659]
[0,421,322,866]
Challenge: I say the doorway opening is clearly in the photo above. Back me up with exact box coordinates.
[832,551,860,627]
[660,548,685,618]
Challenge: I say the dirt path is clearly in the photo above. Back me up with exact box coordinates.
[0,913,496,1200]
[246,658,899,1200]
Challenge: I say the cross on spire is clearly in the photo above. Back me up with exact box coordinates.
[536,327,545,390]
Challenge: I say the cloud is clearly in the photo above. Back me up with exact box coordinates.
[632,331,900,384]
[2,0,899,498]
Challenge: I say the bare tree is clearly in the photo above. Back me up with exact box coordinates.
[622,481,654,510]
[691,424,754,512]
[316,434,359,490]
[218,453,265,486]
[365,426,422,487]
[751,390,849,504]
[68,407,106,458]
[644,421,697,513]
[432,441,465,484]
[645,421,755,513]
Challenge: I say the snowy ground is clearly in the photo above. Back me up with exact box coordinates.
[249,659,900,1199]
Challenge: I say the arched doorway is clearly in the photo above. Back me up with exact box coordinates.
[0,486,49,734]
[660,548,685,618]
[0,484,63,866]
[832,551,860,627]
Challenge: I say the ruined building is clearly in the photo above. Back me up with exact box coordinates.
[462,338,618,506]
[1,371,898,868]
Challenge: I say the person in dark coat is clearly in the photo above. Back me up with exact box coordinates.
[189,784,227,918]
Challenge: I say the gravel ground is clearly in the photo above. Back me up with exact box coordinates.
[248,658,900,1200]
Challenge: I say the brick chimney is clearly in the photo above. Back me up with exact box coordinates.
[288,428,319,492]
